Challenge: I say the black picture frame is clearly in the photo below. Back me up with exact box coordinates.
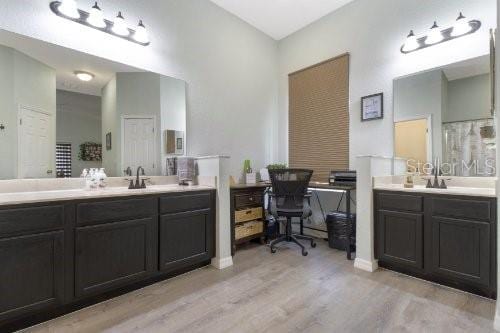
[361,93,384,121]
[106,132,112,150]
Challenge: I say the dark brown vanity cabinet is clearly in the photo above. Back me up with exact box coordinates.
[0,189,216,330]
[0,205,66,323]
[375,190,497,298]
[159,192,214,273]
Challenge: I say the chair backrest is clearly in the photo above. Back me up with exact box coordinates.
[269,169,313,211]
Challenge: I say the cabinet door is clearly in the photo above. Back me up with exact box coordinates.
[75,217,156,298]
[377,210,424,270]
[160,209,214,273]
[0,231,64,322]
[430,216,490,287]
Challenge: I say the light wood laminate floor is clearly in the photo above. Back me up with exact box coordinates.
[25,241,496,333]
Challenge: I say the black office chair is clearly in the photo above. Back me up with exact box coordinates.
[268,169,316,256]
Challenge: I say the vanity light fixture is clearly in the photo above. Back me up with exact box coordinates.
[87,2,106,28]
[75,71,94,81]
[49,1,150,46]
[112,12,129,36]
[401,12,481,54]
[426,21,444,44]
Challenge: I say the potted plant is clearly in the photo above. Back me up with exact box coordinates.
[243,159,256,184]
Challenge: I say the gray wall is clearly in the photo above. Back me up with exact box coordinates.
[445,73,491,123]
[0,45,56,179]
[394,69,444,160]
[56,90,102,177]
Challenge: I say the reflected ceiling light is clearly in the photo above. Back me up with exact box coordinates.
[402,30,418,53]
[426,21,443,44]
[451,12,472,37]
[75,71,94,81]
[112,12,129,36]
[400,13,481,54]
[58,0,80,19]
[133,21,149,44]
[87,2,106,28]
[49,1,150,46]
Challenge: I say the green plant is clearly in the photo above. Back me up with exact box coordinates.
[243,159,252,173]
[267,163,287,170]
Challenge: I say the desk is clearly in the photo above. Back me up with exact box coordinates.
[309,182,356,260]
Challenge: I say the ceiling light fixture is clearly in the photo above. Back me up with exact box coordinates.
[112,12,129,36]
[400,13,481,54]
[49,1,150,46]
[75,71,95,82]
[87,2,106,28]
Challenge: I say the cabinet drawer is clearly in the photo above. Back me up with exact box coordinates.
[77,198,157,226]
[235,207,263,224]
[429,197,493,222]
[234,192,263,209]
[377,192,423,212]
[235,220,263,240]
[0,205,64,237]
[160,192,211,214]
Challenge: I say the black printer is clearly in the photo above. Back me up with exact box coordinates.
[329,170,357,187]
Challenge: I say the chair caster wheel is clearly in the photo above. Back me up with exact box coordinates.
[271,248,276,254]
[302,251,308,256]
[311,242,316,248]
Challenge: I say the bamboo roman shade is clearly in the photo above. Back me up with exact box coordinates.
[288,53,350,181]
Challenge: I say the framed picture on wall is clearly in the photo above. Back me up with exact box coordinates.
[361,93,383,121]
[106,132,112,150]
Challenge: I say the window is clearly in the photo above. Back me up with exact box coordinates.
[288,53,350,181]
[56,143,72,178]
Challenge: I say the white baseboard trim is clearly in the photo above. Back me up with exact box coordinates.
[211,256,233,270]
[354,258,379,272]
[494,304,500,331]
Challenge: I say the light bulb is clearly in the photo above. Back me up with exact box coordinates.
[451,12,471,37]
[58,0,80,19]
[112,12,129,36]
[133,20,149,44]
[402,30,419,52]
[426,21,443,44]
[87,2,106,28]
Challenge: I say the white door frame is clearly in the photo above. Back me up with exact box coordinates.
[393,114,433,163]
[121,115,157,174]
[17,104,53,178]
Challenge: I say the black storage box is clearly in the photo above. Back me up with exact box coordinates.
[326,212,356,251]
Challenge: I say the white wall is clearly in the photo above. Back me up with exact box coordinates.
[277,0,496,169]
[56,90,102,177]
[101,77,118,176]
[0,0,278,178]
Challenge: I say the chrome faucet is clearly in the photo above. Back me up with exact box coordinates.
[128,166,147,189]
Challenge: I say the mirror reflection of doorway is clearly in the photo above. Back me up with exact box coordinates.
[122,116,156,175]
[394,118,430,173]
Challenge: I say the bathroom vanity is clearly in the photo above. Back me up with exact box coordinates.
[374,186,496,298]
[0,186,216,330]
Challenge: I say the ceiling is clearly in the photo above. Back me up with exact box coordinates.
[209,0,355,40]
[0,29,142,96]
[442,55,490,81]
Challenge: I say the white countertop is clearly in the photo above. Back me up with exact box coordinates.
[373,183,496,197]
[0,184,215,206]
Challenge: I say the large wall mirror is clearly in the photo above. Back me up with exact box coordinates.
[0,29,186,180]
[393,44,496,177]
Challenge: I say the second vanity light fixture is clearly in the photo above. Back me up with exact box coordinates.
[401,12,481,54]
[50,0,150,46]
